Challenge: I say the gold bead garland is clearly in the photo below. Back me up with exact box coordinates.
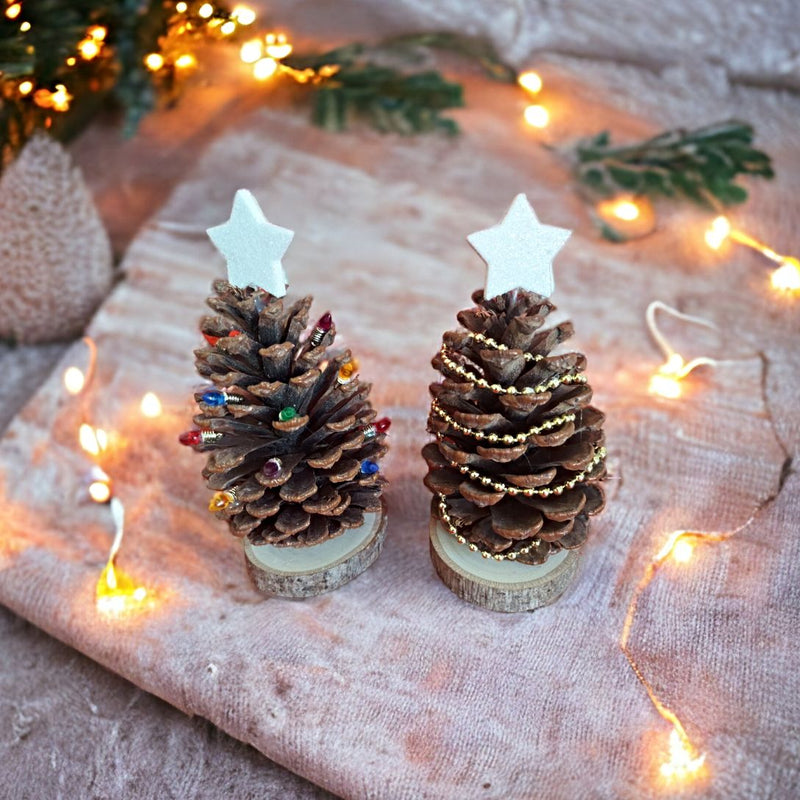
[444,446,607,497]
[430,398,575,443]
[437,494,539,561]
[438,345,587,395]
[465,331,544,363]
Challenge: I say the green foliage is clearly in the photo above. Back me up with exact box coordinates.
[286,32,515,135]
[574,121,774,208]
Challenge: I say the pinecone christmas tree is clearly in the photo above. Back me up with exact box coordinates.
[181,191,388,551]
[423,195,606,566]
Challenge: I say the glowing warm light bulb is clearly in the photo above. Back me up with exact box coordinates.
[140,392,163,418]
[88,25,107,41]
[66,56,77,66]
[175,53,197,69]
[5,3,21,20]
[79,424,108,456]
[240,38,263,63]
[89,480,112,503]
[518,70,543,94]
[704,215,731,250]
[18,79,33,96]
[19,20,30,32]
[232,5,256,25]
[660,727,706,781]
[672,539,694,564]
[198,3,214,18]
[96,561,148,617]
[523,104,549,128]
[770,258,800,293]
[611,200,640,221]
[253,57,278,80]
[63,366,86,395]
[264,33,292,60]
[175,0,188,11]
[79,38,101,60]
[144,52,164,71]
[50,84,72,112]
[649,354,686,399]
[220,20,236,35]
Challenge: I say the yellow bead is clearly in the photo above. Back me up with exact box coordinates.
[337,358,359,383]
[209,490,235,512]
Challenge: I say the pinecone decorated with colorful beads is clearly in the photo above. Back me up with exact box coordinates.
[422,288,606,565]
[181,280,389,547]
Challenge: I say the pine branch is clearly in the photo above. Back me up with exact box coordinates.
[572,120,774,208]
[286,31,514,136]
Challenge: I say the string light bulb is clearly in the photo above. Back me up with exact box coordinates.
[140,392,163,418]
[19,20,30,31]
[144,53,165,71]
[96,499,149,618]
[646,302,718,398]
[50,84,72,112]
[523,104,549,128]
[240,38,263,64]
[660,726,707,782]
[232,5,256,25]
[88,25,107,41]
[264,32,292,60]
[79,38,101,60]
[705,215,799,295]
[175,53,197,69]
[176,1,188,11]
[518,70,543,94]
[198,3,214,19]
[18,79,33,96]
[220,20,236,35]
[253,57,278,81]
[63,366,86,395]
[79,424,108,457]
[5,3,21,19]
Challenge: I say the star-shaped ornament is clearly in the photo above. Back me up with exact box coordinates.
[467,193,571,300]
[206,189,294,296]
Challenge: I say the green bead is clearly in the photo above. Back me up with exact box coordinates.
[279,406,297,422]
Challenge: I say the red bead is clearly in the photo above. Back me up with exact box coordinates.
[229,329,242,338]
[317,312,333,332]
[375,417,391,434]
[203,333,220,346]
[179,430,202,446]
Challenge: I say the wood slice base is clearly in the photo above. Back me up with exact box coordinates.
[244,502,387,598]
[429,517,580,613]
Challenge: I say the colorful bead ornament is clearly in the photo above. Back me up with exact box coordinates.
[209,490,235,512]
[203,329,241,346]
[363,417,391,439]
[337,358,358,385]
[310,312,333,346]
[360,459,379,475]
[261,457,283,478]
[200,389,244,407]
[278,406,297,422]
[179,429,222,446]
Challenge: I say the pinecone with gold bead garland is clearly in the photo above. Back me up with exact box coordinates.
[422,288,605,565]
[181,280,389,547]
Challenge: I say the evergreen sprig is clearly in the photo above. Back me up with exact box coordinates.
[286,33,515,135]
[573,121,774,208]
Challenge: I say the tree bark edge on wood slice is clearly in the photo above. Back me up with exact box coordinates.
[429,516,580,613]
[244,499,388,598]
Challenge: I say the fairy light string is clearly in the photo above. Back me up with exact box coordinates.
[646,301,720,399]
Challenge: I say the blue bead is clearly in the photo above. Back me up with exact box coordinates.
[201,390,226,407]
[360,459,379,475]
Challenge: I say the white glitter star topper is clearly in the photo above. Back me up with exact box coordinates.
[206,189,294,297]
[467,193,571,300]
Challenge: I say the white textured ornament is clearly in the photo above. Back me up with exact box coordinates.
[206,189,294,296]
[467,193,571,300]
